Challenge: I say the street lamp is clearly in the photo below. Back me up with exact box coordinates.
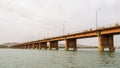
[96,8,101,37]
[47,29,49,38]
[96,8,101,29]
[63,24,65,36]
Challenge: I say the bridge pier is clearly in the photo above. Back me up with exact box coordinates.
[22,45,24,49]
[34,43,40,49]
[25,44,28,49]
[18,45,21,49]
[28,44,33,49]
[21,45,23,49]
[27,44,30,49]
[19,45,22,49]
[23,45,26,49]
[26,44,29,49]
[49,41,58,50]
[65,39,77,51]
[23,45,25,49]
[15,45,18,48]
[98,35,115,51]
[40,42,47,49]
[32,43,35,49]
[23,44,27,49]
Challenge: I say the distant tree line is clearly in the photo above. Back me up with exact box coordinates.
[0,45,8,48]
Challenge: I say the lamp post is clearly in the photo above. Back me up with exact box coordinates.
[63,24,65,36]
[96,8,101,29]
[47,29,49,38]
[96,10,98,29]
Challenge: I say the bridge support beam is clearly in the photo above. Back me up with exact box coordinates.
[40,42,47,49]
[34,43,40,49]
[23,45,26,49]
[98,35,115,51]
[65,39,77,51]
[49,41,58,50]
[22,45,24,49]
[32,43,35,49]
[18,45,21,49]
[21,45,23,49]
[23,45,25,49]
[27,44,30,49]
[25,44,28,49]
[26,44,28,49]
[28,44,33,49]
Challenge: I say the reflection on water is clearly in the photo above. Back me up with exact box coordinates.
[99,51,116,67]
[0,49,120,68]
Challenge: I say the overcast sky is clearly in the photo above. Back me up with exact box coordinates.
[0,0,120,46]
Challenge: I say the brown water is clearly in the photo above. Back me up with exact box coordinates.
[0,48,120,68]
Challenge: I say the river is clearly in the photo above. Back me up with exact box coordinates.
[0,48,120,68]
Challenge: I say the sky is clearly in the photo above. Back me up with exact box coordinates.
[0,0,120,46]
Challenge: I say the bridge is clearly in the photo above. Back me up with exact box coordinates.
[10,24,120,51]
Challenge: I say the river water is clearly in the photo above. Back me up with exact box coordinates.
[0,48,120,68]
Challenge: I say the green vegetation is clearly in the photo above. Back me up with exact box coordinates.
[0,45,8,48]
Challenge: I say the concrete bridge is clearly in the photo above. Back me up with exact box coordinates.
[10,24,120,51]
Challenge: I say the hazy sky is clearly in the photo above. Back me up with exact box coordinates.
[0,0,120,45]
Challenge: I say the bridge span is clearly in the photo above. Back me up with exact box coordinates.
[10,25,120,51]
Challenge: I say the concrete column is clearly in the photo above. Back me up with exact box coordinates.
[23,45,26,49]
[18,45,21,49]
[28,44,32,49]
[40,42,47,49]
[18,45,22,49]
[49,41,58,50]
[30,44,33,49]
[16,46,17,48]
[28,44,30,49]
[98,35,115,51]
[38,43,40,49]
[34,43,40,49]
[109,35,115,51]
[27,44,29,49]
[23,45,25,49]
[37,43,40,49]
[22,45,24,49]
[21,45,23,49]
[26,44,28,49]
[65,39,77,51]
[38,43,41,49]
[98,36,104,51]
[25,44,28,49]
[32,43,35,49]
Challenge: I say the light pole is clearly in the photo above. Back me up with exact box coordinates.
[63,24,65,36]
[96,9,98,29]
[96,8,101,29]
[47,29,49,38]
[96,8,101,37]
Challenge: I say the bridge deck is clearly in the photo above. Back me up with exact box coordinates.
[13,25,120,45]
